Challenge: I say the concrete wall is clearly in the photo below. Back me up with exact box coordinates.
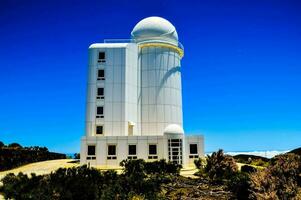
[80,135,204,168]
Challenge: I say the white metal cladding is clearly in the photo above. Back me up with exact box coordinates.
[140,46,183,136]
[85,43,138,137]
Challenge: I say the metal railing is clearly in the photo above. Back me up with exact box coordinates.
[103,39,135,43]
[103,37,184,51]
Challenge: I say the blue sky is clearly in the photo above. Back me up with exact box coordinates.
[0,0,300,153]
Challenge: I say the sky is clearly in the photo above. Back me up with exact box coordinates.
[0,0,300,153]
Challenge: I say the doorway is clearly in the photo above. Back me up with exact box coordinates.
[168,139,183,164]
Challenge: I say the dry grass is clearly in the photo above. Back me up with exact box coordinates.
[0,159,79,180]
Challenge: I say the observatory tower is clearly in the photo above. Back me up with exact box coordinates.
[132,17,184,136]
[81,17,204,168]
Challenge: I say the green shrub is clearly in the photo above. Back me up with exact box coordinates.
[119,159,180,198]
[74,153,80,159]
[249,153,301,199]
[8,143,22,149]
[1,160,179,199]
[0,141,4,148]
[0,144,66,171]
[227,172,251,200]
[144,159,181,175]
[250,159,269,167]
[204,149,238,183]
[241,165,257,173]
[194,157,206,170]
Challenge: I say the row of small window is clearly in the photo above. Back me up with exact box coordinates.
[87,144,158,160]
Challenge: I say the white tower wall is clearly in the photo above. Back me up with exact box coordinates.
[140,46,183,136]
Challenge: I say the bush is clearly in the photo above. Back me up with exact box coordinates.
[249,153,301,199]
[204,149,238,183]
[227,172,251,200]
[8,142,22,149]
[0,141,4,148]
[144,159,181,175]
[194,157,206,170]
[0,144,66,171]
[1,159,180,199]
[74,153,80,159]
[241,165,257,174]
[119,159,181,198]
[233,154,269,165]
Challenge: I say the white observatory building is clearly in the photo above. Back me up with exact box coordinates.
[80,16,204,168]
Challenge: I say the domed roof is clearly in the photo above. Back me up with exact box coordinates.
[164,124,184,135]
[131,16,178,44]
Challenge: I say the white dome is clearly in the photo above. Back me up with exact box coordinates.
[164,124,184,134]
[131,16,178,44]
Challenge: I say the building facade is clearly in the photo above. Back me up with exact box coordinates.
[80,17,204,168]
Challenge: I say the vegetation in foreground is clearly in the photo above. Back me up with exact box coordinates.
[1,147,300,199]
[0,141,66,171]
[194,149,301,199]
[0,159,180,199]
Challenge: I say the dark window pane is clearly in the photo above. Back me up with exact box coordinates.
[108,145,116,155]
[96,126,103,134]
[149,144,157,155]
[97,107,103,115]
[87,145,95,155]
[97,88,104,96]
[128,145,136,155]
[98,52,105,60]
[98,70,105,78]
[190,144,198,154]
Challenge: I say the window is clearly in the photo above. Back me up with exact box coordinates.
[189,144,199,159]
[97,88,104,96]
[148,144,158,159]
[96,106,104,118]
[128,145,136,155]
[149,144,157,155]
[96,125,103,135]
[128,145,137,159]
[107,145,117,160]
[97,69,105,80]
[98,52,106,63]
[97,88,104,99]
[87,145,95,155]
[190,144,198,154]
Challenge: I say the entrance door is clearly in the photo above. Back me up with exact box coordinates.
[168,139,183,164]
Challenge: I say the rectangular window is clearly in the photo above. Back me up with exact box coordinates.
[108,145,116,155]
[97,69,105,80]
[190,144,198,155]
[149,144,157,155]
[107,145,117,160]
[96,106,104,118]
[98,52,106,63]
[128,145,136,155]
[96,125,103,135]
[87,145,95,156]
[97,88,104,99]
[97,88,104,96]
